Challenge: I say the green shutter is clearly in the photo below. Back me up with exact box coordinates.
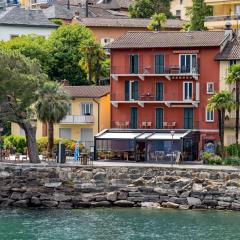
[156,108,163,129]
[133,81,139,100]
[184,108,194,129]
[156,82,163,101]
[130,55,139,74]
[125,80,130,100]
[155,54,164,74]
[130,107,138,129]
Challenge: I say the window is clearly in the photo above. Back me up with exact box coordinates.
[184,108,194,129]
[130,107,138,129]
[180,0,183,4]
[156,108,164,129]
[82,103,93,115]
[207,82,214,94]
[176,10,181,17]
[180,54,197,73]
[81,128,93,150]
[129,54,139,74]
[183,82,193,100]
[59,128,71,139]
[206,108,214,122]
[229,60,236,66]
[156,82,164,101]
[125,80,138,101]
[100,38,114,46]
[235,5,240,15]
[155,54,165,74]
[67,103,72,115]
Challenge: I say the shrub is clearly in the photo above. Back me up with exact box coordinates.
[226,144,240,157]
[208,155,222,165]
[36,137,48,152]
[224,157,240,166]
[3,135,26,153]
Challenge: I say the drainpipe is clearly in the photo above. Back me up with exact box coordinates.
[85,0,89,17]
[93,98,100,133]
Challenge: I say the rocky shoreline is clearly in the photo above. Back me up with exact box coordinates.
[1,164,240,210]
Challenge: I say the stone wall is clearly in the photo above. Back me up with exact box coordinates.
[1,164,240,210]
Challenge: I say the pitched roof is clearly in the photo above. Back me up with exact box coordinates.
[43,4,75,20]
[215,38,240,60]
[64,85,110,98]
[0,6,58,27]
[96,0,133,9]
[107,31,227,49]
[79,17,185,28]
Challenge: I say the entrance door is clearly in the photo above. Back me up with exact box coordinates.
[184,108,194,129]
[81,128,93,150]
[136,141,145,162]
[130,107,138,129]
[156,108,163,129]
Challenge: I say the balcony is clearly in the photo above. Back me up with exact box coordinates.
[60,115,94,124]
[205,14,240,29]
[111,92,199,108]
[111,65,199,81]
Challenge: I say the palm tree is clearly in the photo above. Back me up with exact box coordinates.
[147,13,167,31]
[226,64,240,153]
[208,91,234,158]
[35,81,70,156]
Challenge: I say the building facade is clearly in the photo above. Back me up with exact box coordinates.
[205,0,240,30]
[12,85,110,149]
[170,0,192,20]
[94,31,234,162]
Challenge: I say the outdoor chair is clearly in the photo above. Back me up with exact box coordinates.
[124,121,129,128]
[14,153,20,161]
[146,122,152,128]
[141,122,147,128]
[115,121,120,128]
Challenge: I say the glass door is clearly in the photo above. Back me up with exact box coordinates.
[130,107,138,129]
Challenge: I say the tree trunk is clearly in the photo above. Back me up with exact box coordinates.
[221,109,225,159]
[88,59,92,84]
[236,80,240,155]
[48,121,54,157]
[22,122,40,163]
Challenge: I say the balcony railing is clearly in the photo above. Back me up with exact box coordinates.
[111,121,200,129]
[111,65,199,75]
[60,115,94,124]
[205,14,240,22]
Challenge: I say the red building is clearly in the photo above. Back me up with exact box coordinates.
[95,30,234,162]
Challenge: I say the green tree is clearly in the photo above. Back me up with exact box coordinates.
[0,50,47,163]
[187,0,212,30]
[79,39,108,85]
[208,91,234,158]
[226,64,240,153]
[129,0,172,18]
[147,13,167,31]
[47,24,94,85]
[0,35,49,73]
[35,81,70,155]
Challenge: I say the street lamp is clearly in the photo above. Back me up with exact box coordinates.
[170,130,175,167]
[0,127,3,161]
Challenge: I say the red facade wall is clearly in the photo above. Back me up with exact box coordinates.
[110,47,220,142]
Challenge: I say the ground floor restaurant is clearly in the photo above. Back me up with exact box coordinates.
[94,129,201,162]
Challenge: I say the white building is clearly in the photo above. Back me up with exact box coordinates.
[0,6,58,40]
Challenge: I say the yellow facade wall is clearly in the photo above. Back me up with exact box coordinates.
[11,94,110,141]
[170,0,193,20]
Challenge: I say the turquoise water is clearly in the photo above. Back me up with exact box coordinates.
[0,208,240,240]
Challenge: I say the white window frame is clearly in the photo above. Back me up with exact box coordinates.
[206,108,214,122]
[82,103,93,115]
[129,80,138,101]
[207,82,214,94]
[100,38,114,46]
[183,81,193,101]
[179,54,197,73]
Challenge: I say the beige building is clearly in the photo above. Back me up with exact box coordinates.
[11,85,110,148]
[205,0,240,30]
[215,38,240,145]
[170,0,193,20]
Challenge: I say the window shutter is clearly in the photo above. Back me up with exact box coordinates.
[156,108,163,129]
[156,82,163,101]
[125,80,130,100]
[155,54,164,74]
[133,81,139,100]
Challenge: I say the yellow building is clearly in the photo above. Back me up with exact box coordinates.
[11,85,110,149]
[170,0,193,20]
[205,0,240,30]
[215,38,240,145]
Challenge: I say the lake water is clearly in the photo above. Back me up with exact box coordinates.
[0,208,240,240]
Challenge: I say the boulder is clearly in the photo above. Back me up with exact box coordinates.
[117,191,128,200]
[93,172,106,181]
[141,202,161,208]
[73,201,91,208]
[52,193,71,202]
[10,192,23,200]
[114,200,134,207]
[58,202,73,209]
[0,171,11,178]
[42,201,58,208]
[79,171,93,180]
[91,201,111,207]
[179,205,190,210]
[31,197,41,206]
[202,199,218,207]
[0,199,14,207]
[169,197,187,205]
[218,201,231,208]
[44,182,62,188]
[192,183,204,192]
[162,202,179,209]
[187,197,201,206]
[107,192,118,202]
[231,202,240,210]
[12,200,29,208]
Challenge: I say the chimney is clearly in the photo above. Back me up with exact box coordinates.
[61,79,69,86]
[85,0,88,17]
[225,22,233,40]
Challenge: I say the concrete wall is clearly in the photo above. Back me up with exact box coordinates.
[1,164,240,210]
[0,25,55,40]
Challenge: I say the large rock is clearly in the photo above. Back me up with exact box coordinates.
[58,202,73,209]
[218,201,231,208]
[73,201,91,208]
[31,197,41,206]
[79,171,93,180]
[52,193,71,202]
[42,201,58,208]
[169,197,187,205]
[12,200,29,208]
[114,200,134,207]
[162,202,179,209]
[187,197,201,206]
[141,202,161,208]
[231,202,240,210]
[192,183,204,192]
[0,171,11,178]
[44,182,62,188]
[202,199,218,207]
[118,191,128,200]
[10,192,23,200]
[93,172,106,181]
[91,201,111,207]
[107,192,118,202]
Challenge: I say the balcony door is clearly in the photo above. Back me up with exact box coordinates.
[82,103,93,116]
[155,54,165,74]
[156,82,163,101]
[125,80,139,101]
[130,54,139,74]
[184,108,194,129]
[180,54,197,73]
[183,82,193,101]
[156,108,164,129]
[130,107,138,129]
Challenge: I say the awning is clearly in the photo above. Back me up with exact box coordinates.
[148,132,188,140]
[97,132,141,139]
